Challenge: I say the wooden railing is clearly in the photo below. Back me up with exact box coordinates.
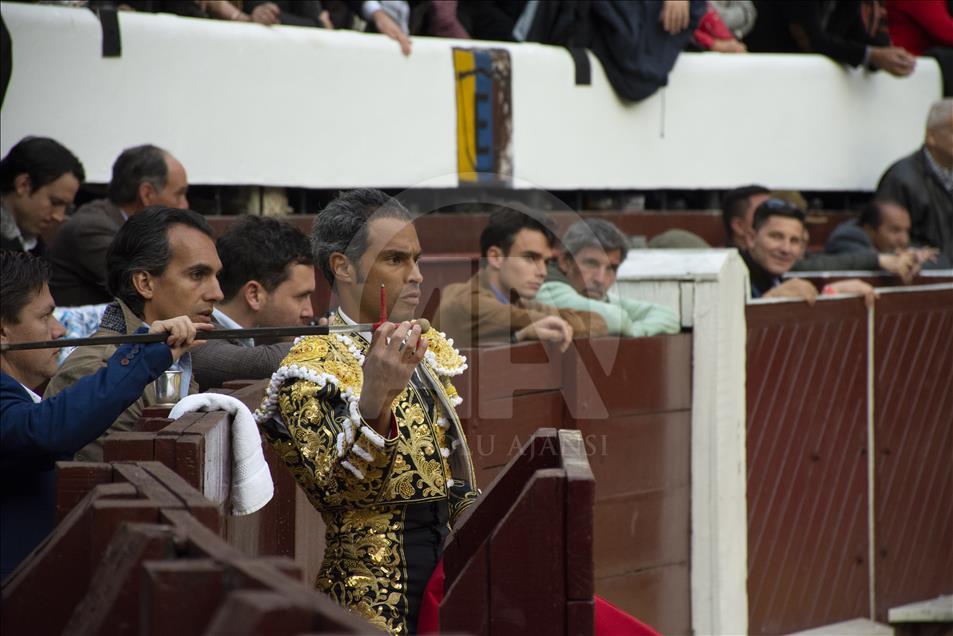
[746,285,953,633]
[441,428,595,634]
[68,334,694,634]
[455,335,694,635]
[17,282,948,635]
[99,382,314,571]
[2,461,374,635]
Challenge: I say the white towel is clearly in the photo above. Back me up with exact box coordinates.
[169,393,274,516]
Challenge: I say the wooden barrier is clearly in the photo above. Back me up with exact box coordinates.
[3,461,374,635]
[58,282,950,635]
[786,271,953,289]
[96,382,316,578]
[872,288,953,621]
[456,335,694,635]
[93,333,693,633]
[746,285,953,633]
[746,297,871,634]
[441,428,595,634]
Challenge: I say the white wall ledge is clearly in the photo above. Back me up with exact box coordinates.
[0,1,941,190]
[888,595,953,623]
[787,618,895,636]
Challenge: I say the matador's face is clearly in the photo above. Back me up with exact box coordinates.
[353,217,423,324]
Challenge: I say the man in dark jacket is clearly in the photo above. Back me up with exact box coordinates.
[825,199,952,268]
[722,184,929,282]
[745,0,916,76]
[192,216,315,391]
[48,144,189,307]
[520,0,705,101]
[826,199,912,255]
[877,99,953,263]
[0,249,204,579]
[0,137,84,257]
[742,199,876,304]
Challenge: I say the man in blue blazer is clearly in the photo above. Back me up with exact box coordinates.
[0,249,206,580]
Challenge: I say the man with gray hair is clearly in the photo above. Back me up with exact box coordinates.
[877,98,953,262]
[254,188,477,633]
[536,218,680,337]
[48,144,189,306]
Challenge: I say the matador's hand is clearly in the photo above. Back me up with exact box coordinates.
[358,321,428,435]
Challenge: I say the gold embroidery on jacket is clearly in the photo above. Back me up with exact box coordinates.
[257,314,478,635]
[317,506,407,633]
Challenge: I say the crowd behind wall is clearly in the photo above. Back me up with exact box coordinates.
[1,3,952,630]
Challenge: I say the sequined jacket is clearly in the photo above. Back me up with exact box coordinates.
[254,315,477,634]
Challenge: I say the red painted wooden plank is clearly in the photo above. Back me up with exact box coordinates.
[745,298,870,634]
[55,462,112,523]
[102,432,156,462]
[564,335,692,419]
[489,470,566,634]
[141,559,226,636]
[574,412,690,500]
[594,564,690,636]
[873,289,953,620]
[592,486,690,580]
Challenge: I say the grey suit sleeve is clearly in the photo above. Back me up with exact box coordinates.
[72,219,119,294]
[191,340,291,392]
[792,250,880,272]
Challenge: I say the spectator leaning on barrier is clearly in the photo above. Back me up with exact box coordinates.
[434,206,607,350]
[0,249,205,579]
[693,2,747,52]
[45,207,224,462]
[131,1,412,54]
[131,0,333,28]
[536,219,681,338]
[236,1,334,28]
[191,216,316,392]
[0,137,84,257]
[709,0,757,39]
[885,0,953,95]
[745,0,916,77]
[825,199,950,268]
[505,0,705,101]
[725,184,929,282]
[48,144,189,308]
[877,98,953,263]
[742,199,877,305]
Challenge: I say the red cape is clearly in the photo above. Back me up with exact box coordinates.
[417,560,661,635]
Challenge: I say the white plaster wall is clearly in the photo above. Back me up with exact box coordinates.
[0,2,941,190]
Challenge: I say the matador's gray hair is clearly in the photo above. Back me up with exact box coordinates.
[312,188,413,284]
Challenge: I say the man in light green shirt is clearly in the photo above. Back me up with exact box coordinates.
[536,219,680,337]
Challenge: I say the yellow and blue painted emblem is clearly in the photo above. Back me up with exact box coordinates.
[453,47,513,186]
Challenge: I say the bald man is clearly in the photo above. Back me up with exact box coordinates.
[49,144,189,306]
[877,99,953,262]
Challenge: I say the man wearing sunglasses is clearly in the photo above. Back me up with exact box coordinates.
[743,199,876,306]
